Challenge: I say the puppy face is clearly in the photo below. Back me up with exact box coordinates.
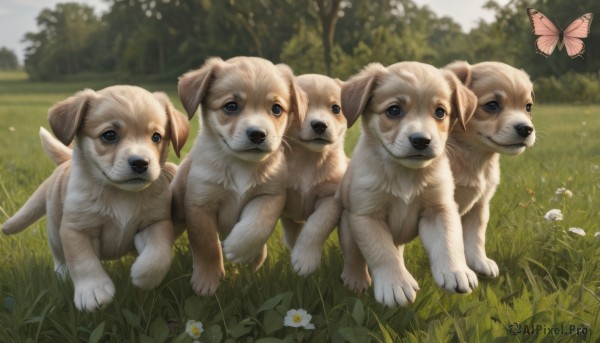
[178,57,307,162]
[48,86,189,191]
[342,62,476,169]
[445,61,535,155]
[293,74,346,152]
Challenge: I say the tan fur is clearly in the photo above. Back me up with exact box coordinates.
[338,61,479,307]
[281,74,348,276]
[1,86,189,312]
[172,56,307,296]
[444,61,536,277]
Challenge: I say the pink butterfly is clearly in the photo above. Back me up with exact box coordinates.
[527,8,593,58]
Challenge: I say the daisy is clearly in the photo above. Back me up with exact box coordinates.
[594,232,600,239]
[568,227,585,236]
[186,320,204,339]
[544,209,563,222]
[284,309,315,330]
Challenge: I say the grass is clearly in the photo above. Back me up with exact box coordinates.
[0,71,599,342]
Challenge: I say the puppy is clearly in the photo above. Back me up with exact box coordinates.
[281,74,348,276]
[338,62,479,307]
[1,86,189,311]
[173,57,307,295]
[443,61,536,277]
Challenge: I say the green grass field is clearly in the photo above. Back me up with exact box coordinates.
[0,71,598,342]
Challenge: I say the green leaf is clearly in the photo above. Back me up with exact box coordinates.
[184,296,203,319]
[257,294,284,313]
[228,319,254,339]
[337,327,370,343]
[149,318,169,343]
[263,309,283,335]
[256,339,285,343]
[351,299,365,326]
[203,324,223,343]
[122,309,142,329]
[88,321,105,343]
[139,334,154,343]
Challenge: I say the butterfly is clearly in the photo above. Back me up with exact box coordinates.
[526,8,594,58]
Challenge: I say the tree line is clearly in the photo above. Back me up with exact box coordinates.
[18,0,600,102]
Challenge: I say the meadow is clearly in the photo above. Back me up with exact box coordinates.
[0,71,598,342]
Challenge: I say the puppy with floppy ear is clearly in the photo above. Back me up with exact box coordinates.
[281,74,348,276]
[338,61,479,307]
[444,61,536,278]
[172,56,307,296]
[1,86,189,312]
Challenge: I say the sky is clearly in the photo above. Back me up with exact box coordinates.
[0,0,509,64]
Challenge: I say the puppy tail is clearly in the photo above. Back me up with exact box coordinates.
[40,127,72,166]
[2,178,49,235]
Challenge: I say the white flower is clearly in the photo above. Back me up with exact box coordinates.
[544,209,563,221]
[595,232,600,239]
[284,309,315,329]
[568,227,586,236]
[564,190,573,198]
[186,320,204,339]
[555,187,573,198]
[8,127,15,132]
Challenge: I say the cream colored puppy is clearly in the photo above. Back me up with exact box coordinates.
[338,62,479,307]
[444,61,536,277]
[1,86,189,311]
[281,74,348,276]
[173,57,306,296]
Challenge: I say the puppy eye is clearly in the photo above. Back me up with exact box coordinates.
[434,108,446,120]
[386,105,403,118]
[483,101,501,113]
[525,104,533,112]
[271,104,283,116]
[151,132,162,144]
[101,130,118,143]
[223,102,238,113]
[331,104,341,114]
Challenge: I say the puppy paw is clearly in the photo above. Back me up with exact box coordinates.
[190,265,223,296]
[467,255,499,278]
[130,252,172,290]
[73,276,115,312]
[222,232,263,264]
[291,245,322,277]
[432,266,478,294]
[372,267,419,307]
[341,267,371,293]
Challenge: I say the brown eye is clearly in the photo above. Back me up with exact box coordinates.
[271,104,283,116]
[224,102,238,113]
[434,108,446,120]
[101,130,118,143]
[484,101,501,113]
[331,104,341,114]
[386,105,403,118]
[526,104,532,112]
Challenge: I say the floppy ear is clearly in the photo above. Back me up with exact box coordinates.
[48,89,97,146]
[153,92,190,158]
[276,63,307,128]
[341,63,386,128]
[178,57,225,120]
[444,60,472,87]
[443,70,478,131]
[334,78,344,87]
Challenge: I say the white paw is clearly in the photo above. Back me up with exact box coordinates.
[341,267,371,293]
[371,267,419,307]
[73,276,115,312]
[467,254,499,278]
[291,245,322,277]
[222,231,263,264]
[190,265,223,296]
[130,252,172,289]
[432,265,478,294]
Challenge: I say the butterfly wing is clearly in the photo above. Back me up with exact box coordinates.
[527,8,561,57]
[562,13,593,58]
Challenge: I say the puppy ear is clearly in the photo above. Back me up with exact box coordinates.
[334,78,344,87]
[48,89,97,146]
[531,90,535,104]
[153,92,190,158]
[341,63,386,128]
[444,61,472,87]
[443,70,478,131]
[276,63,307,128]
[178,57,225,120]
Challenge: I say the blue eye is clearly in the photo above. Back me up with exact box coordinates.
[484,101,501,113]
[224,102,238,113]
[272,104,283,116]
[151,132,162,143]
[386,105,403,118]
[434,108,446,120]
[331,104,341,114]
[101,130,118,143]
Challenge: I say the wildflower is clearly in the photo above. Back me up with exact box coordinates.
[568,227,585,236]
[555,187,573,198]
[284,309,315,329]
[544,209,563,222]
[8,127,15,132]
[186,320,204,339]
[595,232,600,239]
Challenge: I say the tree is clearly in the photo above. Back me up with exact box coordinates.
[0,47,19,70]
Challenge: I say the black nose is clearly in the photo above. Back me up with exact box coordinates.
[247,128,267,144]
[409,134,431,150]
[311,120,328,134]
[514,124,533,138]
[129,157,149,174]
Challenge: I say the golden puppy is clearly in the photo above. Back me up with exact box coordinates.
[338,62,479,307]
[444,61,536,277]
[281,74,348,276]
[1,86,189,312]
[173,57,306,295]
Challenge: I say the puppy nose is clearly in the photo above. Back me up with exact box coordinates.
[514,123,533,138]
[409,134,431,150]
[246,128,267,144]
[128,157,149,174]
[311,120,328,134]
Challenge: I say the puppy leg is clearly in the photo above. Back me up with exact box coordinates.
[46,217,68,279]
[419,207,478,294]
[131,219,174,289]
[462,197,499,277]
[186,206,224,296]
[251,244,268,271]
[281,217,303,250]
[339,211,371,292]
[60,222,114,312]
[291,196,340,276]
[350,214,419,307]
[222,194,285,265]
